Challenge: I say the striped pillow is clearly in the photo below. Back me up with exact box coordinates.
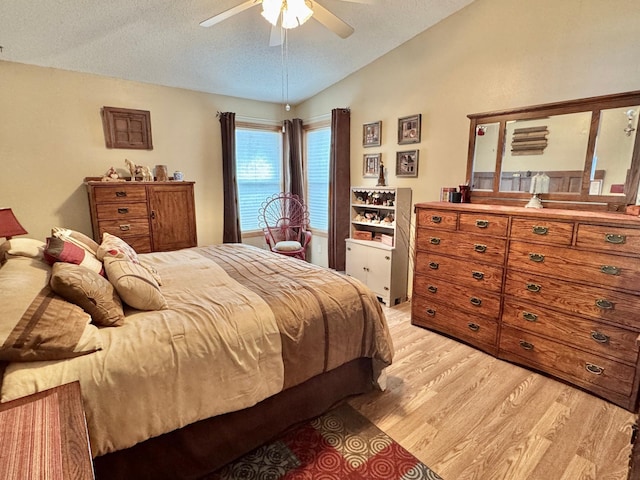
[51,227,100,256]
[0,257,102,361]
[44,237,104,275]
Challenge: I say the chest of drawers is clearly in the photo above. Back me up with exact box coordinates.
[412,202,640,411]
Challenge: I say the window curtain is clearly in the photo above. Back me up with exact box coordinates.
[284,118,305,200]
[219,112,242,243]
[328,108,351,271]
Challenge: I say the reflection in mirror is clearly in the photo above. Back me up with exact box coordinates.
[471,123,500,191]
[500,112,592,194]
[591,105,639,196]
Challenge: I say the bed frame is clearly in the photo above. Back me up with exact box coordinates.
[93,358,375,480]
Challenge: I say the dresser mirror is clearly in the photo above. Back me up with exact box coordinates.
[466,91,640,211]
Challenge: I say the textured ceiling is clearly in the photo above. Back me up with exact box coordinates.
[0,0,475,105]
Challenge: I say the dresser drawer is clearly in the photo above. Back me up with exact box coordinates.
[508,240,640,292]
[416,209,457,230]
[93,185,147,203]
[412,294,498,352]
[96,202,148,220]
[500,325,636,398]
[414,251,503,292]
[502,298,639,364]
[98,219,150,238]
[414,273,501,319]
[459,213,508,237]
[416,228,506,263]
[510,217,574,245]
[576,224,640,255]
[504,270,640,329]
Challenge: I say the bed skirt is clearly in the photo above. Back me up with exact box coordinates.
[93,358,375,480]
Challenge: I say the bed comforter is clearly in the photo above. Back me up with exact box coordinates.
[1,244,393,457]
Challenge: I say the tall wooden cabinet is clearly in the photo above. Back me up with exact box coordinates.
[85,180,197,253]
[412,202,640,411]
[345,187,411,306]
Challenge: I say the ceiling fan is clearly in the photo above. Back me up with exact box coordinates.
[199,0,370,46]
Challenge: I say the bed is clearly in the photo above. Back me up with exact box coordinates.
[0,234,393,479]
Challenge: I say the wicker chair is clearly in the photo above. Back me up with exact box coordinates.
[258,193,312,261]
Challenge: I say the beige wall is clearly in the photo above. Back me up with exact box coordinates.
[0,61,282,245]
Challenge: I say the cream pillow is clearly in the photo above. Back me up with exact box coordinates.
[98,233,162,285]
[274,240,302,252]
[103,257,167,311]
[0,238,46,261]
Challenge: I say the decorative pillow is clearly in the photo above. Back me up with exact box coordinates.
[97,232,162,285]
[274,240,302,252]
[0,256,102,361]
[103,257,167,311]
[0,238,46,261]
[44,237,104,275]
[51,227,100,256]
[50,262,125,327]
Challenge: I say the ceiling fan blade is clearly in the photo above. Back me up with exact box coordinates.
[199,0,262,27]
[312,2,355,39]
[269,24,284,47]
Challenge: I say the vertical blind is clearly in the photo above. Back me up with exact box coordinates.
[236,127,283,231]
[305,127,331,231]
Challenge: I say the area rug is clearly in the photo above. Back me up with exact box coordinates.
[203,403,443,479]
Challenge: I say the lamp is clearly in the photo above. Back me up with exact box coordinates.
[262,0,313,29]
[0,208,28,240]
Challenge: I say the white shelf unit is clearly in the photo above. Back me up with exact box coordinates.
[345,187,412,305]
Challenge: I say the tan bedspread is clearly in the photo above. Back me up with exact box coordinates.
[1,244,393,457]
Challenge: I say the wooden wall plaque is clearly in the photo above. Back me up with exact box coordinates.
[102,106,153,150]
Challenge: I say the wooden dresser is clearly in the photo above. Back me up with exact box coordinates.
[412,202,640,411]
[85,180,197,253]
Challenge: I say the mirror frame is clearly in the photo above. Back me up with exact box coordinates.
[466,90,640,212]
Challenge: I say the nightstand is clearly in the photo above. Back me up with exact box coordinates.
[0,381,94,479]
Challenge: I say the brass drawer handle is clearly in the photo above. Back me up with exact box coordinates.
[519,340,534,351]
[476,219,489,228]
[591,331,610,344]
[431,215,442,224]
[528,253,545,263]
[585,363,604,375]
[119,224,131,232]
[472,271,484,280]
[425,308,436,317]
[522,311,538,322]
[470,297,482,307]
[430,237,441,245]
[427,285,438,294]
[532,225,549,235]
[604,233,626,244]
[117,207,129,214]
[595,298,614,310]
[474,244,487,253]
[429,262,439,270]
[600,265,620,275]
[115,191,127,197]
[526,283,541,293]
[468,323,480,332]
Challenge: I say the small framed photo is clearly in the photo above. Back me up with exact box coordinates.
[396,150,419,177]
[363,153,381,178]
[398,114,421,144]
[363,121,382,147]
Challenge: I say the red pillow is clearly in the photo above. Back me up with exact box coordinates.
[44,237,105,276]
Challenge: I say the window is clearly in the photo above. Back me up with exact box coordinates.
[236,127,283,231]
[305,127,331,231]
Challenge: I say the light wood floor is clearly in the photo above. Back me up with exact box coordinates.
[348,302,637,480]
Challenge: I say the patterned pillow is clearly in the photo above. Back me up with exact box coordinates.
[0,257,102,361]
[44,237,104,275]
[103,257,167,311]
[51,227,100,256]
[50,262,125,327]
[97,233,162,285]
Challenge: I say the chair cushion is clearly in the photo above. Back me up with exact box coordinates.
[274,240,302,252]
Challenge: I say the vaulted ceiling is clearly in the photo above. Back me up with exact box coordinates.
[0,0,476,104]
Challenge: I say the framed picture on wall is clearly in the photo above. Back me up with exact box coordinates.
[398,114,421,144]
[363,121,382,147]
[363,153,381,178]
[396,150,419,177]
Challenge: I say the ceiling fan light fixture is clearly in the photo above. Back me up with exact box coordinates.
[282,0,313,29]
[261,0,284,26]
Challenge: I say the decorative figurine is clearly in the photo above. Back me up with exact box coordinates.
[376,162,386,186]
[101,166,124,182]
[125,159,153,181]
